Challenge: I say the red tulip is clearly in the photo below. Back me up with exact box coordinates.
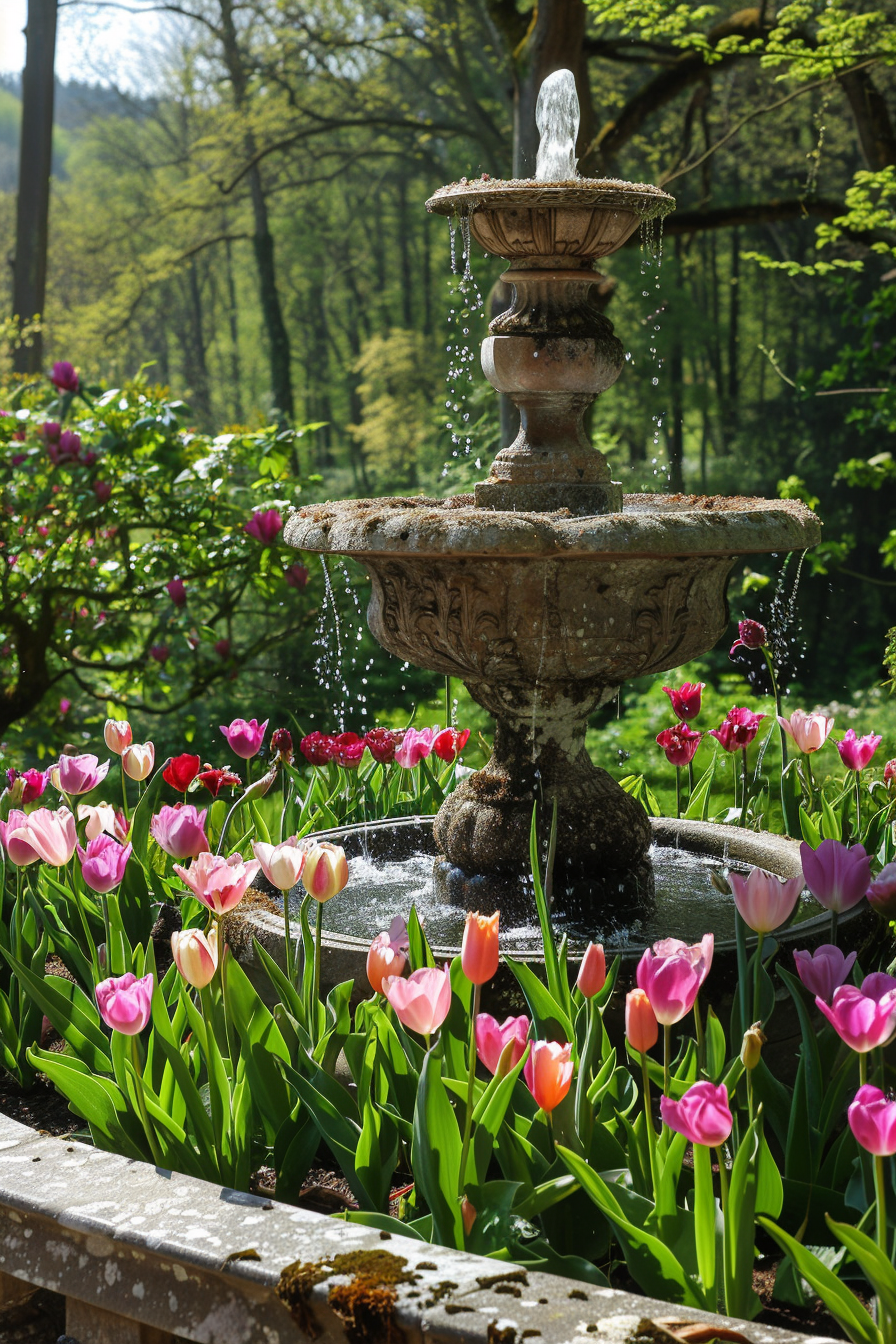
[661,681,705,722]
[656,723,701,766]
[432,727,471,763]
[162,753,201,792]
[300,731,337,765]
[709,707,766,752]
[195,766,241,798]
[730,619,767,654]
[364,728,405,764]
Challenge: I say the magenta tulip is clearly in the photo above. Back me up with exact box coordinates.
[96,972,153,1035]
[656,724,702,766]
[662,681,705,723]
[381,964,452,1036]
[5,768,47,804]
[94,480,112,503]
[636,938,711,1026]
[150,643,170,664]
[166,577,187,607]
[475,1014,530,1075]
[652,934,714,987]
[728,867,804,933]
[0,811,40,866]
[777,710,834,754]
[793,944,857,1000]
[660,1081,732,1147]
[50,361,79,393]
[816,975,896,1052]
[709,707,766,752]
[47,430,82,466]
[885,759,896,787]
[848,1085,896,1157]
[12,807,77,866]
[284,563,309,590]
[220,717,269,759]
[868,863,896,917]
[77,835,132,893]
[394,727,438,768]
[150,804,210,860]
[836,729,881,772]
[173,851,260,915]
[800,839,870,914]
[56,753,110,796]
[729,619,767,654]
[244,509,283,545]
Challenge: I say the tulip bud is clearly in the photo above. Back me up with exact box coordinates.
[461,910,499,985]
[301,842,349,903]
[576,942,606,998]
[740,1022,766,1071]
[122,742,155,781]
[241,767,278,802]
[171,927,218,990]
[625,988,658,1053]
[104,718,133,755]
[461,1197,477,1236]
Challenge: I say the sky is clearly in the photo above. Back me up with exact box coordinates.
[0,1,164,90]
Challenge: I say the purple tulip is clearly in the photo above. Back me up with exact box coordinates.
[836,729,882,772]
[220,717,269,759]
[800,838,871,914]
[50,361,79,393]
[868,863,896,917]
[793,944,857,1001]
[95,972,153,1035]
[56,753,110,796]
[816,974,896,1052]
[848,1085,896,1157]
[77,835,132,893]
[244,509,283,545]
[660,1081,732,1147]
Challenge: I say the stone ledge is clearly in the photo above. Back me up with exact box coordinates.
[0,1111,833,1344]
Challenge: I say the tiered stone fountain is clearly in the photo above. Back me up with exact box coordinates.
[285,70,820,912]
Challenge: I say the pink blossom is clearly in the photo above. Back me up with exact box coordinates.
[709,707,766,752]
[475,1014,530,1075]
[0,811,41,866]
[11,807,77,865]
[77,803,128,844]
[284,563,309,590]
[777,709,835,754]
[252,837,306,890]
[656,724,701,766]
[244,509,283,545]
[793,944,857,1001]
[93,480,112,503]
[367,918,410,993]
[662,681,705,722]
[5,768,46,804]
[46,430,82,466]
[848,1085,896,1156]
[816,975,896,1052]
[884,759,896,787]
[728,866,804,933]
[836,729,881,772]
[382,964,452,1036]
[636,938,710,1026]
[56,753,110,796]
[800,839,870,914]
[868,863,896,917]
[77,835,132,893]
[661,1081,732,1146]
[50,361,79,393]
[150,804,210,860]
[524,1041,574,1114]
[95,972,153,1035]
[395,726,438,768]
[220,717,268,759]
[173,851,260,915]
[58,698,72,716]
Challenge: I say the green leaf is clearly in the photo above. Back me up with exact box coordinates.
[529,803,564,1003]
[684,757,716,821]
[799,807,822,848]
[821,793,842,842]
[225,957,291,1140]
[703,1007,727,1083]
[274,1107,319,1204]
[759,1217,881,1344]
[724,1116,762,1320]
[339,1211,426,1240]
[505,955,573,1042]
[827,1216,896,1328]
[407,905,435,971]
[412,1048,464,1249]
[0,954,111,1072]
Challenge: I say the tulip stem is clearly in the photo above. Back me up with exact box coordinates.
[458,983,481,1199]
[693,994,705,1074]
[283,890,294,986]
[804,752,816,812]
[740,749,749,827]
[120,766,129,820]
[855,771,863,842]
[69,862,99,985]
[763,648,790,836]
[874,1154,888,1259]
[217,917,236,1066]
[753,931,765,1026]
[312,899,323,1043]
[663,1024,672,1099]
[688,760,695,800]
[716,1145,729,1212]
[675,766,681,820]
[129,1034,164,1168]
[640,1050,660,1202]
[860,1053,868,1087]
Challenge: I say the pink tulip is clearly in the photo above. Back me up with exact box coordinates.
[868,863,896,917]
[244,509,283,545]
[777,709,834,754]
[78,803,128,844]
[0,811,40,866]
[461,910,499,985]
[730,619,767,654]
[173,851,261,915]
[5,768,46,804]
[662,681,705,723]
[816,975,896,1052]
[660,1081,732,1147]
[150,804,210,860]
[252,838,307,890]
[394,727,438,768]
[77,835,132,893]
[576,942,607,998]
[793,944,857,1001]
[166,577,187,607]
[635,936,712,1026]
[56,753,110,796]
[652,934,714,987]
[367,918,409,994]
[220,717,269,759]
[709,707,766,753]
[656,724,701,766]
[12,807,77,865]
[728,867,804,933]
[848,1085,896,1157]
[800,839,870,914]
[171,927,218,990]
[122,742,155,781]
[50,361,79,393]
[95,972,153,1035]
[382,964,452,1036]
[475,1014,530,1075]
[836,729,881,772]
[104,719,132,755]
[524,1040,574,1114]
[432,727,471,763]
[885,759,896,787]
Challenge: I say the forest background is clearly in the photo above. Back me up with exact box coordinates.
[1,0,896,774]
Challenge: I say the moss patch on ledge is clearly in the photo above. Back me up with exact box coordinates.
[276,1249,417,1343]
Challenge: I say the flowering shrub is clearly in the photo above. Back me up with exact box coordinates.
[0,364,318,742]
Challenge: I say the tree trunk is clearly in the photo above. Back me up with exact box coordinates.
[510,0,594,180]
[12,0,58,375]
[223,235,244,421]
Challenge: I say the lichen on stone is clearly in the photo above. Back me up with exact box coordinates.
[276,1248,416,1341]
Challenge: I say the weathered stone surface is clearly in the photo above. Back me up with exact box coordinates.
[0,1112,833,1344]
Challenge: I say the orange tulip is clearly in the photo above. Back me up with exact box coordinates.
[461,910,499,985]
[366,938,408,994]
[625,988,659,1053]
[577,942,606,998]
[523,1040,573,1114]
